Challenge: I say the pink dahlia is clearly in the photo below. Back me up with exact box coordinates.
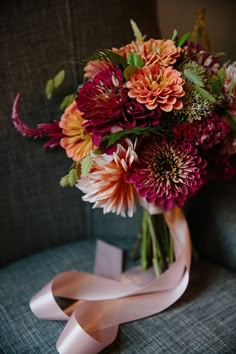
[77,139,138,217]
[59,101,94,161]
[126,63,185,111]
[223,62,236,116]
[128,137,207,210]
[173,114,231,150]
[113,39,181,66]
[76,66,126,134]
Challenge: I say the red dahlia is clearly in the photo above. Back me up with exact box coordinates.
[128,137,207,210]
[76,66,126,134]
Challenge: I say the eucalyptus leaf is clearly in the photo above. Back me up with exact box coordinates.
[68,168,77,186]
[60,94,75,111]
[45,79,54,100]
[183,69,204,87]
[127,53,144,68]
[177,32,191,47]
[123,65,138,81]
[53,70,65,88]
[217,67,226,85]
[195,85,216,103]
[210,75,222,96]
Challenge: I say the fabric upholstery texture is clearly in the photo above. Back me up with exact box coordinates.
[0,240,236,354]
[0,0,158,266]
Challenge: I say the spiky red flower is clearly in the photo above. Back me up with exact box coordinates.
[76,66,126,134]
[128,137,207,210]
[173,114,231,150]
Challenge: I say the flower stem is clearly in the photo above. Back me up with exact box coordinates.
[141,210,149,270]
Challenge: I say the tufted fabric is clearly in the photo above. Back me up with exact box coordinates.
[0,0,158,266]
[0,240,236,353]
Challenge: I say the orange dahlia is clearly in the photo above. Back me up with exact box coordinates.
[77,139,138,217]
[113,39,181,66]
[59,101,94,161]
[84,59,114,80]
[126,63,185,111]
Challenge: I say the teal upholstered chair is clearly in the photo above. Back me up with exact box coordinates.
[0,1,235,353]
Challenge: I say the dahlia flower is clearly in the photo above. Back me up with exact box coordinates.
[59,101,94,161]
[77,139,138,217]
[113,39,181,66]
[76,66,126,134]
[126,64,185,111]
[84,59,114,80]
[128,137,207,210]
[173,114,231,150]
[224,62,236,117]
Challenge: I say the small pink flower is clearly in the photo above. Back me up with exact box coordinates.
[224,62,236,116]
[126,64,185,111]
[77,139,138,217]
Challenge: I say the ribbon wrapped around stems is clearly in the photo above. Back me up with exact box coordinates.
[30,207,191,354]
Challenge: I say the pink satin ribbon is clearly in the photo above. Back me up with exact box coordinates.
[30,207,191,354]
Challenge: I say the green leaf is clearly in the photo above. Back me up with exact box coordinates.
[171,29,178,41]
[60,94,76,111]
[177,32,191,47]
[210,75,222,96]
[84,49,128,69]
[227,79,234,100]
[53,70,65,88]
[45,79,54,100]
[127,53,144,68]
[101,127,171,148]
[195,85,216,103]
[130,19,145,41]
[217,67,226,85]
[123,65,138,81]
[60,168,77,187]
[183,68,204,87]
[81,155,92,177]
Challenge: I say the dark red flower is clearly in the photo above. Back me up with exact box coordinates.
[128,137,207,210]
[76,66,126,134]
[173,114,231,150]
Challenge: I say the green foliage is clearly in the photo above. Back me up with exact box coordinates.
[60,94,76,111]
[84,49,128,70]
[81,155,93,177]
[101,127,171,148]
[177,32,191,47]
[210,75,222,96]
[130,19,146,41]
[45,70,65,100]
[60,168,77,187]
[171,29,178,41]
[127,53,144,68]
[183,68,204,87]
[195,85,216,103]
[123,65,138,81]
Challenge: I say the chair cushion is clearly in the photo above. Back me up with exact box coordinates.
[1,239,236,353]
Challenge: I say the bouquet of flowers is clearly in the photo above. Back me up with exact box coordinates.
[12,14,236,277]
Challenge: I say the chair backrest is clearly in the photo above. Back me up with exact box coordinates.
[0,0,159,266]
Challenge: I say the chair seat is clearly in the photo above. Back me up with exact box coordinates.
[1,239,236,353]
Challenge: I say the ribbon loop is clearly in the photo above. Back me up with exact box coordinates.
[30,207,191,354]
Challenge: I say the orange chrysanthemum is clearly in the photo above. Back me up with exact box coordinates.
[77,139,138,217]
[113,39,181,66]
[59,101,94,161]
[126,64,185,111]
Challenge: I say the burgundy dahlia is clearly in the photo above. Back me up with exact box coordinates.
[121,100,161,129]
[76,66,126,134]
[128,137,207,210]
[173,114,231,150]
